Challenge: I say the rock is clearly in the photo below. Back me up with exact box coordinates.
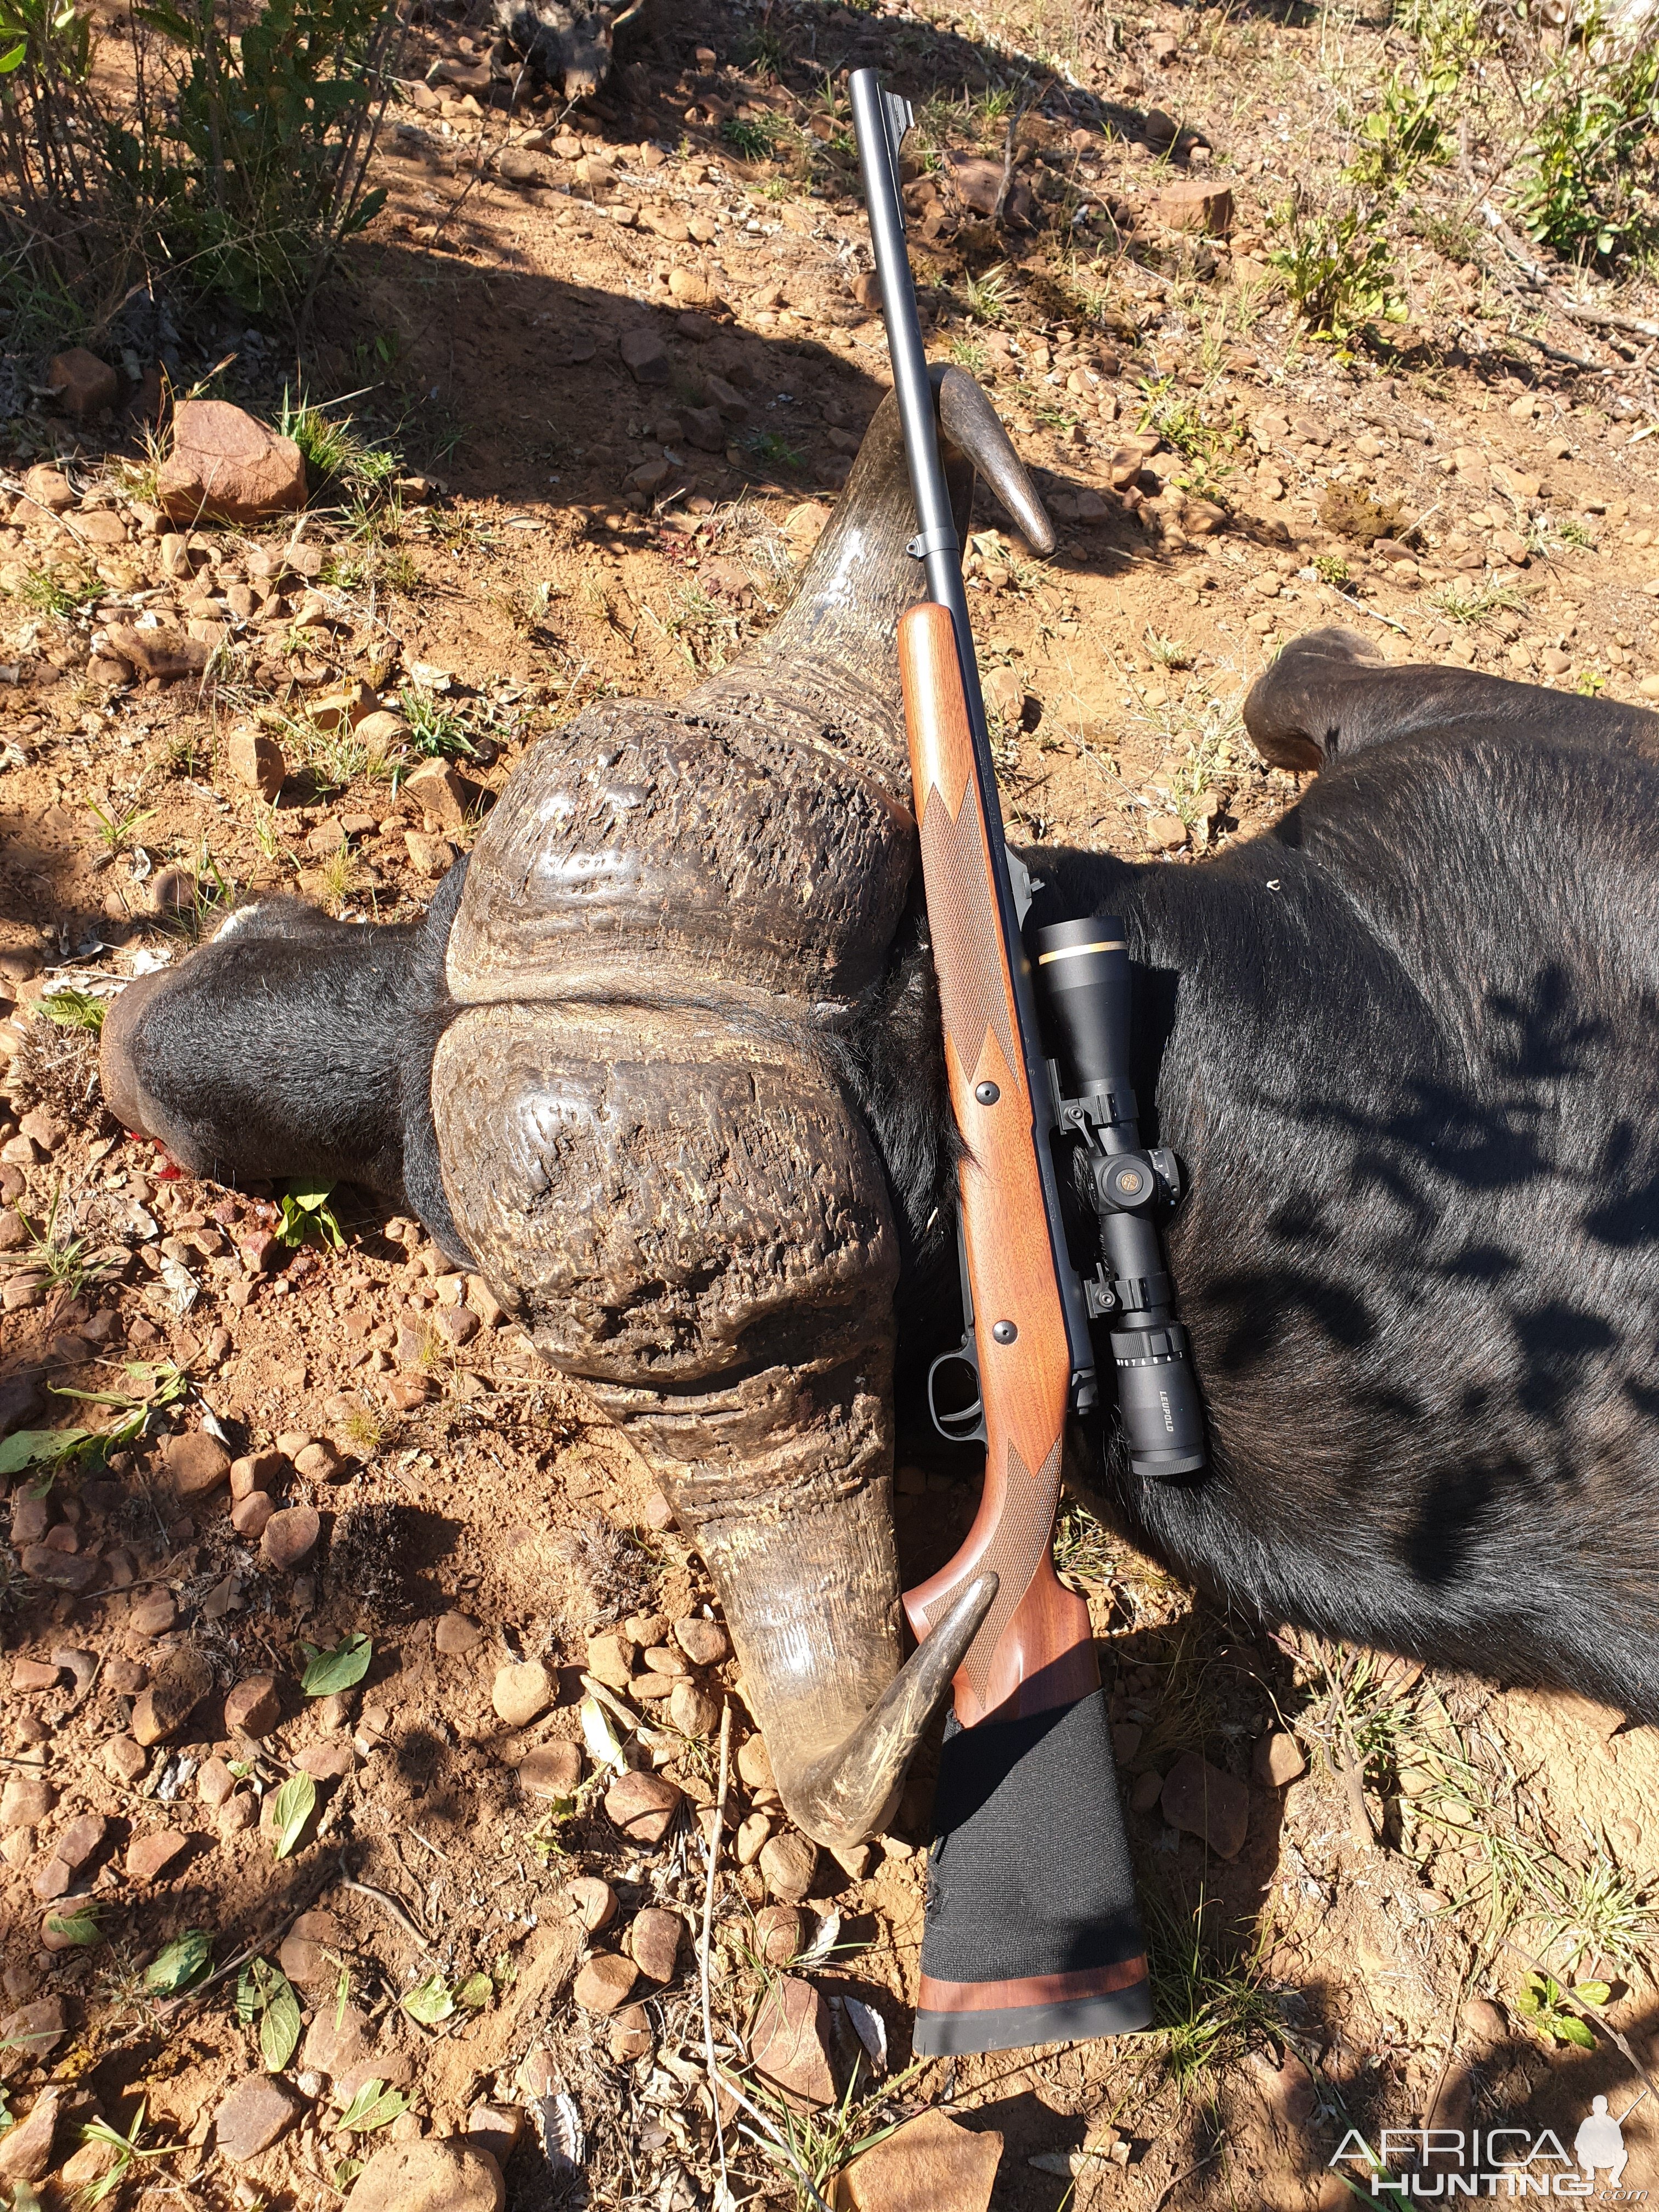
[21,465,74,514]
[834,2107,1003,2212]
[157,400,307,524]
[681,403,726,452]
[608,2002,654,2062]
[1160,1751,1250,1859]
[981,664,1027,721]
[225,1673,282,1737]
[1129,1769,1165,1814]
[752,1904,802,1966]
[0,2087,59,2181]
[668,267,722,311]
[12,1656,60,1691]
[405,830,456,877]
[293,1439,346,1482]
[279,1911,342,1985]
[32,1857,72,1901]
[0,1997,65,2080]
[628,1905,684,1984]
[1148,814,1189,852]
[736,1812,771,1865]
[130,1592,178,1638]
[232,1492,276,1540]
[669,1677,721,1737]
[749,1976,836,2107]
[296,1741,354,1781]
[737,1733,777,1798]
[343,2138,505,2212]
[466,2104,522,2165]
[133,1646,213,1745]
[586,1632,637,1690]
[167,1430,230,1499]
[404,758,470,828]
[566,1875,618,1933]
[619,328,671,385]
[1252,1730,1306,1788]
[1460,1996,1507,2045]
[491,1660,552,1728]
[214,2073,306,2163]
[104,1735,146,1784]
[261,1505,320,1571]
[54,1813,106,1870]
[1493,528,1530,566]
[434,1305,480,1348]
[673,1617,730,1667]
[47,348,119,420]
[356,709,408,749]
[21,1545,100,1593]
[518,1741,583,1800]
[1155,179,1234,235]
[103,625,210,681]
[760,1831,818,1903]
[126,1828,190,1881]
[573,1952,639,2013]
[198,1756,237,1808]
[941,151,1004,215]
[435,1610,483,1657]
[226,726,286,800]
[302,2001,368,2078]
[604,1769,682,1846]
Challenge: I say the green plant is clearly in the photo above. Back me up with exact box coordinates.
[962,266,1013,323]
[301,1631,372,1696]
[15,1182,106,1300]
[1052,1500,1117,1588]
[1314,551,1351,585]
[75,2100,176,2205]
[133,0,403,320]
[1558,516,1595,548]
[1515,1969,1610,2051]
[721,111,784,161]
[1431,578,1521,624]
[143,1929,210,1995]
[235,1958,302,2069]
[1515,25,1659,266]
[87,799,156,855]
[278,387,399,500]
[335,2079,407,2134]
[10,565,97,617]
[37,988,106,1032]
[275,1180,346,1249]
[746,26,786,79]
[396,685,477,761]
[1268,192,1404,348]
[270,1771,317,1859]
[1144,1890,1279,2099]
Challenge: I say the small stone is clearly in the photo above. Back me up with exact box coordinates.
[1460,1996,1507,2045]
[759,1831,818,1903]
[608,2003,654,2062]
[737,1734,776,1798]
[736,1812,771,1865]
[566,1875,618,1933]
[355,708,408,749]
[126,1829,189,1881]
[435,1611,483,1657]
[157,400,307,526]
[628,1905,684,1984]
[166,1431,230,1499]
[586,1632,637,1690]
[668,266,721,310]
[1160,1751,1250,1859]
[574,1953,639,2013]
[604,1769,682,1846]
[434,1305,480,1348]
[130,1592,178,1638]
[831,1840,873,1882]
[21,465,75,514]
[669,1678,721,1737]
[491,1660,552,1728]
[232,1493,275,1539]
[0,2087,59,2181]
[225,726,286,800]
[132,1646,213,1746]
[1252,1730,1306,1788]
[54,1813,106,1870]
[293,1439,345,1482]
[1154,179,1234,234]
[749,1976,836,2107]
[403,758,469,829]
[1129,1769,1165,1814]
[218,1793,257,1835]
[198,1757,237,1808]
[301,2001,368,2077]
[295,1742,354,1780]
[0,1997,65,2081]
[11,1656,60,1691]
[20,1544,99,1592]
[47,348,119,419]
[619,327,670,385]
[261,1505,320,1571]
[1112,1723,1143,1765]
[213,2074,306,2163]
[104,1735,146,1784]
[753,1904,802,1966]
[342,2138,505,2212]
[1148,814,1189,851]
[31,1859,71,1902]
[224,1673,283,1737]
[518,1741,582,1799]
[834,2107,1003,2212]
[673,1617,730,1667]
[103,625,210,681]
[466,2105,522,2166]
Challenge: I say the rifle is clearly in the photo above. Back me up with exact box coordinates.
[851,69,1164,2057]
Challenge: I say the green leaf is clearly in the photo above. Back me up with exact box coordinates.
[301,1631,372,1698]
[0,1429,94,1476]
[335,2079,407,2134]
[1571,1981,1612,2007]
[144,1929,209,1994]
[455,1973,493,2011]
[400,1974,454,2025]
[0,40,27,71]
[1554,2013,1596,2050]
[270,1771,317,1860]
[43,1904,101,1949]
[260,1974,302,2070]
[330,2160,363,2191]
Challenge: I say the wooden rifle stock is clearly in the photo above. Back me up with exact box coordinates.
[897,602,1098,1728]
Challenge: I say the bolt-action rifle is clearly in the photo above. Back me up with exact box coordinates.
[851,69,1177,2056]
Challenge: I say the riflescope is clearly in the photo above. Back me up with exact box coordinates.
[1032,914,1207,1480]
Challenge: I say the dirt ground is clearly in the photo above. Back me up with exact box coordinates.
[3,0,1659,2204]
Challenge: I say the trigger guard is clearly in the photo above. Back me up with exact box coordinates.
[928,1341,987,1445]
